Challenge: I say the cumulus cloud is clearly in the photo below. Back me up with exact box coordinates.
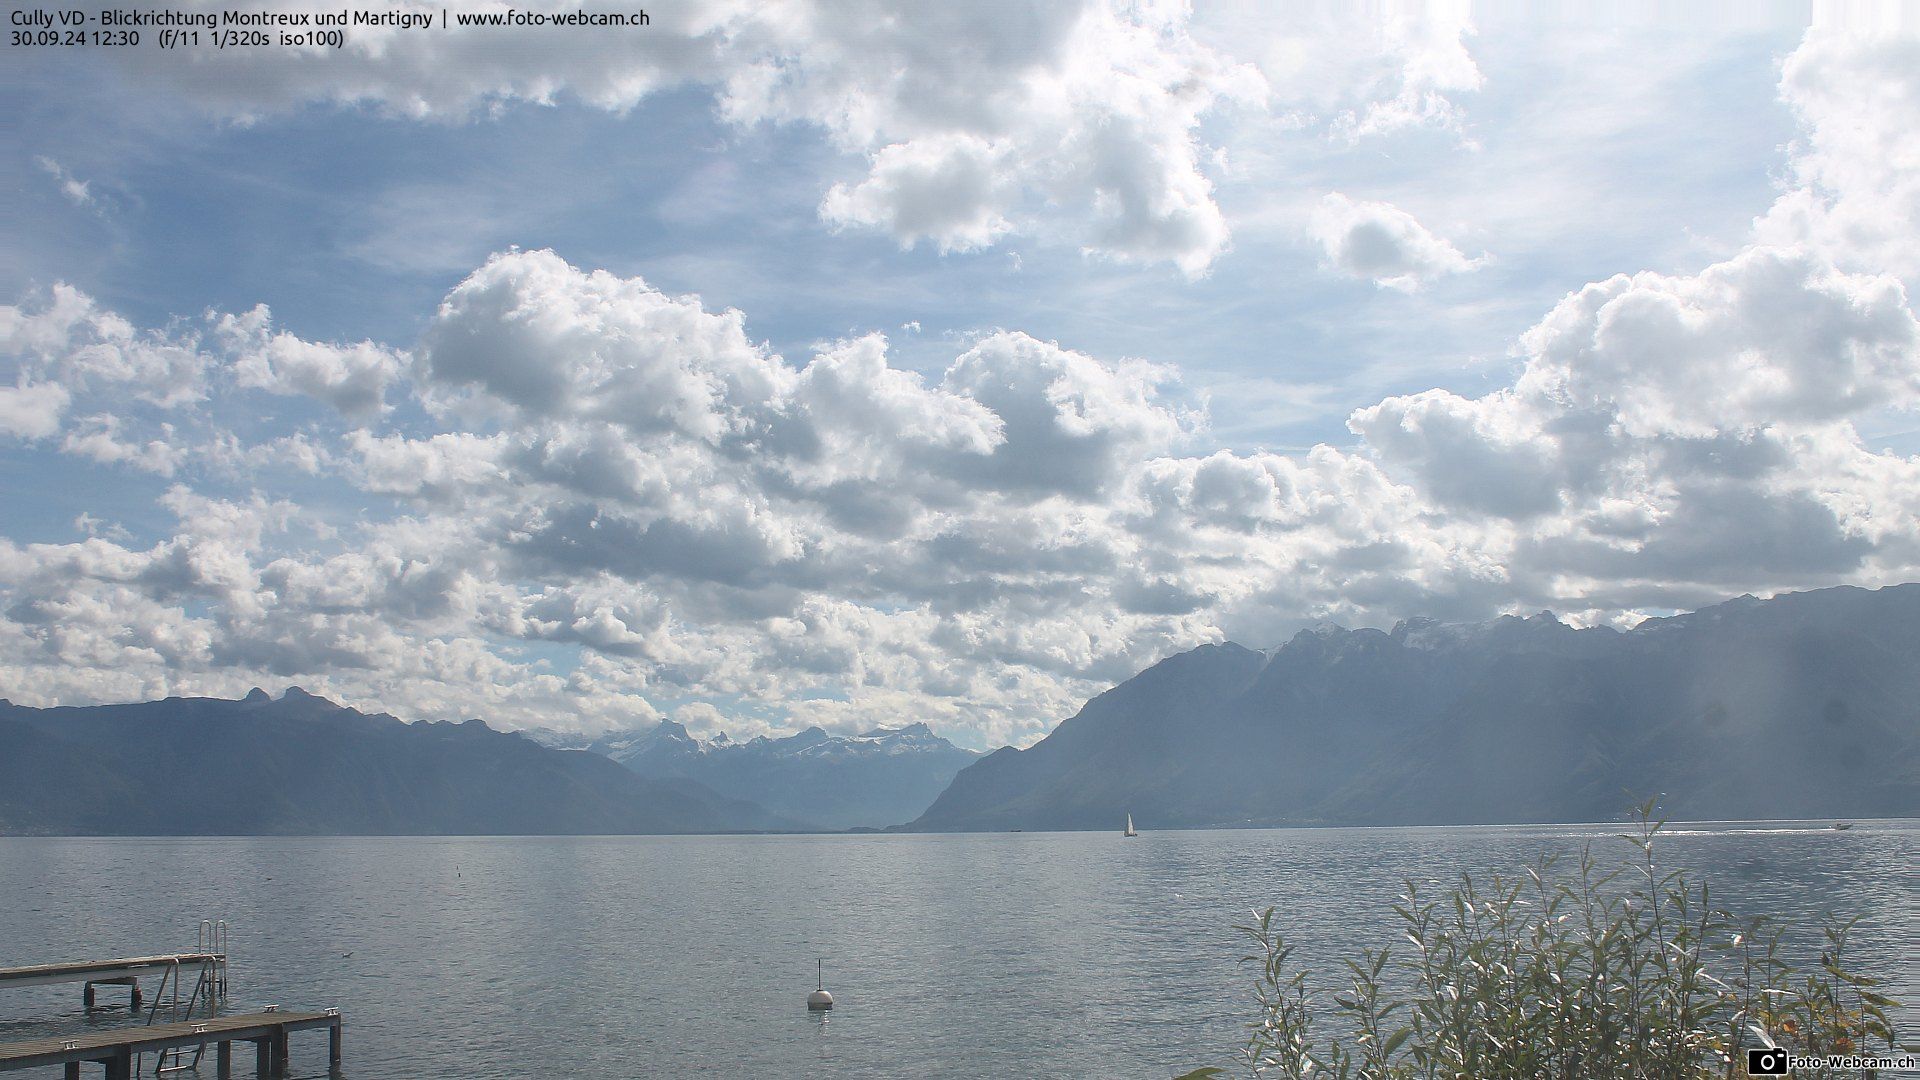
[348,431,507,500]
[1755,25,1920,283]
[1308,193,1482,289]
[1353,248,1920,521]
[0,252,1215,742]
[668,0,1264,276]
[61,416,189,476]
[819,134,1016,254]
[217,306,404,417]
[418,249,782,437]
[10,228,1920,748]
[1349,389,1560,518]
[1,283,204,408]
[2,284,405,425]
[1351,246,1920,608]
[414,250,1192,509]
[0,382,71,440]
[1514,249,1918,436]
[939,332,1195,497]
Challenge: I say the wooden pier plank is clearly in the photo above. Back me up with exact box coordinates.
[0,1010,338,1073]
[0,955,224,992]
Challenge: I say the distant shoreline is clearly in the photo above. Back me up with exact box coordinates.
[4,817,1910,840]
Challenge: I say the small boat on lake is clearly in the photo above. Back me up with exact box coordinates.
[1832,822,1854,831]
[1124,813,1137,837]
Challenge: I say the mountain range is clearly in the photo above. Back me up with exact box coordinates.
[4,584,1917,835]
[583,720,981,830]
[0,687,800,835]
[912,584,1920,830]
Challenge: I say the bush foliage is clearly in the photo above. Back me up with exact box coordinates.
[1183,804,1903,1079]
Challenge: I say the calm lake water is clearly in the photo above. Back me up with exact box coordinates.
[0,822,1914,1078]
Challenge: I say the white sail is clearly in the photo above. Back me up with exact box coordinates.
[1124,813,1136,837]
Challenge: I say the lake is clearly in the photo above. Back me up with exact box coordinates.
[1,821,1914,1077]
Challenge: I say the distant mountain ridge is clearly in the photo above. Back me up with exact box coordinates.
[0,688,803,835]
[586,719,982,829]
[911,584,1920,831]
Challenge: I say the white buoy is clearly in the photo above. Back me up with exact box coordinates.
[808,959,834,1011]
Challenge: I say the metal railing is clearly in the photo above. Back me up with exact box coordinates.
[144,921,229,1076]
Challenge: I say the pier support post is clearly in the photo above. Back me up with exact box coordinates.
[218,1039,233,1078]
[129,980,142,1011]
[104,1048,132,1080]
[272,1029,290,1076]
[63,1063,80,1080]
[83,981,95,1011]
[253,1037,271,1078]
[329,1019,342,1067]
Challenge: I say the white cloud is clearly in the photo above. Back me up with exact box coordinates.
[0,382,71,440]
[1513,249,1918,437]
[70,1,1512,278]
[1348,389,1559,518]
[348,431,507,500]
[1755,25,1920,283]
[418,249,784,439]
[217,305,404,417]
[73,513,134,543]
[61,416,189,476]
[0,253,1219,742]
[820,134,1016,254]
[83,0,1265,275]
[702,0,1264,277]
[1351,245,1920,603]
[1308,192,1483,289]
[3,284,406,423]
[1198,0,1483,142]
[784,332,1003,486]
[939,331,1196,498]
[1332,4,1484,141]
[1,283,204,409]
[35,157,97,209]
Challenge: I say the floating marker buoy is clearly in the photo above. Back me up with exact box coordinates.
[808,959,833,1011]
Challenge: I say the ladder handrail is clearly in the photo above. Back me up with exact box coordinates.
[150,923,227,1076]
[195,919,230,998]
[142,959,180,1026]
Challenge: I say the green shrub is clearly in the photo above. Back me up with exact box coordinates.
[1182,803,1902,1079]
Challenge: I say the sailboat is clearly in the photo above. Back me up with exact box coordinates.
[1124,813,1137,837]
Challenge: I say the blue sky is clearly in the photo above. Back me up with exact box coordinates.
[4,2,1919,748]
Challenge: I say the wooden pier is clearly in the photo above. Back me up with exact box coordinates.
[0,955,226,1012]
[0,1008,340,1078]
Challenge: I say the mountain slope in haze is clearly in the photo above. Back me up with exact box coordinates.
[588,720,982,829]
[0,688,803,835]
[912,584,1920,831]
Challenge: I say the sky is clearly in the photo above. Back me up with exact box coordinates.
[4,0,1920,749]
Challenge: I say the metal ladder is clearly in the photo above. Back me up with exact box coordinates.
[144,921,229,1075]
[199,920,230,999]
